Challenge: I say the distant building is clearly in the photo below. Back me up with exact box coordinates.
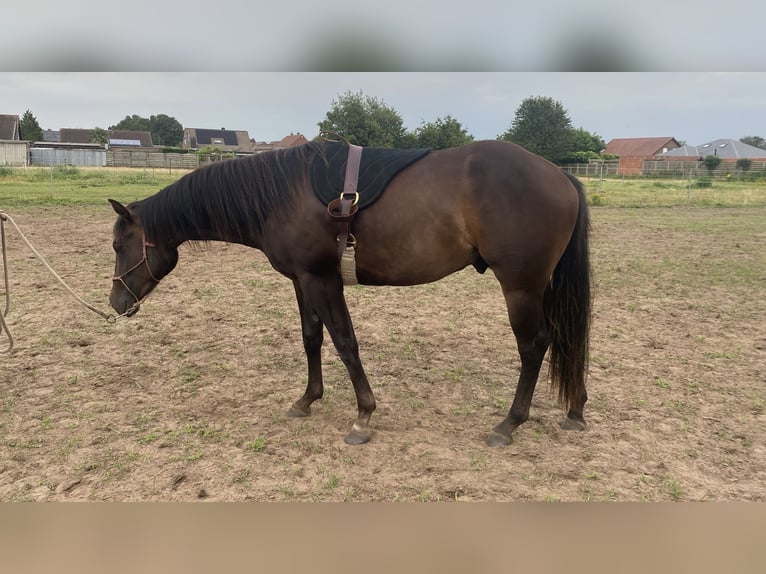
[43,129,61,142]
[0,114,21,140]
[251,133,309,153]
[57,128,153,147]
[659,138,766,160]
[182,127,251,153]
[107,130,154,147]
[0,114,27,165]
[603,137,681,175]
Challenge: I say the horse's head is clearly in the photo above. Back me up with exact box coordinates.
[108,199,178,317]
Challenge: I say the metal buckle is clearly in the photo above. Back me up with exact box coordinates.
[340,190,360,206]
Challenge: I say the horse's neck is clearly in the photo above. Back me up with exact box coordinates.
[161,195,264,249]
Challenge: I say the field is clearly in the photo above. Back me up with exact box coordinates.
[0,167,764,501]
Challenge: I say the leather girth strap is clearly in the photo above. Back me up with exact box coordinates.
[327,144,362,262]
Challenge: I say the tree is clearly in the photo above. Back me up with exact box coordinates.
[559,127,606,164]
[110,114,151,132]
[568,127,605,155]
[318,91,407,148]
[19,109,43,142]
[740,135,766,150]
[90,127,109,145]
[411,115,474,149]
[110,113,183,146]
[702,154,722,172]
[149,114,183,147]
[498,96,574,163]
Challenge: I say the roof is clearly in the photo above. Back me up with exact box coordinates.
[660,138,766,159]
[192,128,240,146]
[43,129,61,142]
[183,127,252,152]
[273,134,308,147]
[59,128,94,144]
[59,128,153,146]
[108,130,153,146]
[0,115,20,140]
[603,137,680,156]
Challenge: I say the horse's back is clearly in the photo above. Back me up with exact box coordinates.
[353,141,581,287]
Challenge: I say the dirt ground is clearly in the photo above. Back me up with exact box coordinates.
[0,205,764,501]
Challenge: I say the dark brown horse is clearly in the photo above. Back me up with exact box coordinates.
[108,140,591,446]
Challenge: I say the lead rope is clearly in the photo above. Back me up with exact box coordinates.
[1,213,13,352]
[0,211,116,353]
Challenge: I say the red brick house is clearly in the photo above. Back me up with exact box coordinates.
[603,137,681,175]
[252,133,309,153]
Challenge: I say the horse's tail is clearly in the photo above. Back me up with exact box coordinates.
[546,171,592,412]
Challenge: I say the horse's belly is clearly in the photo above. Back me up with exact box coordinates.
[354,243,475,286]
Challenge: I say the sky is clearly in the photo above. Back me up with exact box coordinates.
[2,73,764,146]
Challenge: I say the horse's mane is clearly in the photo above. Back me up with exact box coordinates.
[134,141,323,245]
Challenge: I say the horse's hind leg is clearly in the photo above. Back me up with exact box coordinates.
[561,390,588,430]
[287,280,325,418]
[296,273,376,445]
[486,288,549,447]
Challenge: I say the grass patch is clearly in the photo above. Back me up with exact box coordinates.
[653,378,671,389]
[246,438,267,452]
[662,477,684,500]
[578,176,766,207]
[0,166,189,207]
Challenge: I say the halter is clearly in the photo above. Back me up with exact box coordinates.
[111,228,159,314]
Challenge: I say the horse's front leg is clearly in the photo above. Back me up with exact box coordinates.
[297,272,376,445]
[286,280,325,418]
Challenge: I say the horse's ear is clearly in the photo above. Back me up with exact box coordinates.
[109,199,132,221]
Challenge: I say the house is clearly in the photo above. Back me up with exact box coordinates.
[57,128,153,147]
[603,137,681,175]
[107,130,153,147]
[182,127,251,153]
[659,138,766,160]
[0,115,21,140]
[43,129,61,143]
[271,133,309,148]
[251,133,309,153]
[0,114,27,165]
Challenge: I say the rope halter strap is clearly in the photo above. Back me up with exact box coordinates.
[111,228,159,310]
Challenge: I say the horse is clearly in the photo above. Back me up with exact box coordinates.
[108,139,591,447]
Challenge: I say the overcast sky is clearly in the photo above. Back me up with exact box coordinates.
[2,73,764,146]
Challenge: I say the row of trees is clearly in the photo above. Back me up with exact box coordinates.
[319,91,607,163]
[317,91,474,150]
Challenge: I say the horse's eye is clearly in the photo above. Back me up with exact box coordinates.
[112,242,122,253]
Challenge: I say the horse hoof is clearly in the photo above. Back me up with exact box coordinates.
[560,418,586,431]
[485,431,512,447]
[344,426,372,445]
[286,404,311,418]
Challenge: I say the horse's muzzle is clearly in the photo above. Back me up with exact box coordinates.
[109,292,141,318]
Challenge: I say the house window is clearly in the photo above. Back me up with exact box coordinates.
[211,138,224,145]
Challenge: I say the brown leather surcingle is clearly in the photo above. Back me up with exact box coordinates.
[327,144,362,263]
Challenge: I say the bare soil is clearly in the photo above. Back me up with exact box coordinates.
[1,205,764,501]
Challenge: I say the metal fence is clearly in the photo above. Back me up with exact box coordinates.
[642,160,766,179]
[28,148,201,169]
[29,147,106,167]
[561,162,619,176]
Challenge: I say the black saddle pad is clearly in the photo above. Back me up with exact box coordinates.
[310,142,430,210]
